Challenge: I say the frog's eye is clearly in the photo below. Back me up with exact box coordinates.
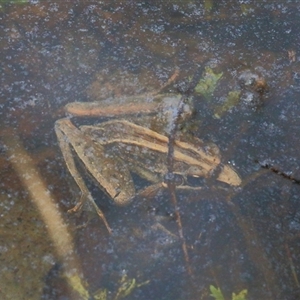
[186,175,206,187]
[187,166,207,177]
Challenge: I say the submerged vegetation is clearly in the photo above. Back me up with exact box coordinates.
[1,0,300,299]
[0,0,28,4]
[194,67,223,100]
[209,285,248,300]
[93,275,149,300]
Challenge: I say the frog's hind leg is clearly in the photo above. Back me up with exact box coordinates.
[55,119,112,233]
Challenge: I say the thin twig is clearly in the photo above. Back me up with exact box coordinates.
[256,160,300,184]
[165,65,206,276]
[166,95,192,275]
[285,243,300,287]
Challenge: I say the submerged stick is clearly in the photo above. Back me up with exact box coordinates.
[166,95,192,276]
[3,130,90,299]
[165,66,206,276]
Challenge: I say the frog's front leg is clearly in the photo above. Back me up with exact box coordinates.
[55,118,135,233]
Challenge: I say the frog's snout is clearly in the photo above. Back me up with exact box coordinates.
[216,164,242,186]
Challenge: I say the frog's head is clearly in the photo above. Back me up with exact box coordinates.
[186,164,241,187]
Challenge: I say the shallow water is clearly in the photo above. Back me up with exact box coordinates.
[1,1,300,299]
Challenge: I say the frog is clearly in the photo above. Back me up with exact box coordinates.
[55,89,241,233]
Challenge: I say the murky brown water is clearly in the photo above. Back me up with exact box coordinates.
[1,1,300,299]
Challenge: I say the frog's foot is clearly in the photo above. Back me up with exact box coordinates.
[67,202,84,214]
[68,194,112,234]
[92,203,112,234]
[69,205,112,234]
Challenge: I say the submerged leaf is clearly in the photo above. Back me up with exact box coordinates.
[65,274,90,300]
[232,289,248,300]
[209,285,225,300]
[214,90,241,118]
[93,289,107,300]
[114,274,150,300]
[0,0,28,4]
[204,0,214,12]
[194,67,223,100]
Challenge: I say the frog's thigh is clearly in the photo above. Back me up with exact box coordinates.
[57,120,135,206]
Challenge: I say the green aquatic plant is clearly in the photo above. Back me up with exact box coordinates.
[0,0,28,3]
[193,67,242,118]
[63,273,90,300]
[194,67,223,100]
[209,285,225,300]
[93,274,150,300]
[204,0,214,12]
[0,0,28,10]
[62,272,149,300]
[213,90,241,119]
[209,285,248,300]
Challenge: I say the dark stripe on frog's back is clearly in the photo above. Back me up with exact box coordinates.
[82,119,221,172]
